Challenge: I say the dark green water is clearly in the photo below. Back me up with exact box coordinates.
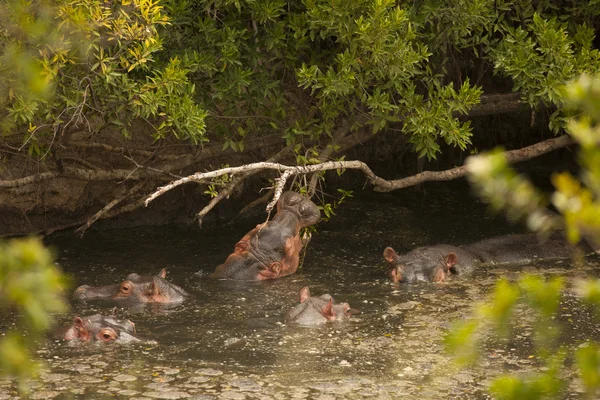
[2,186,600,399]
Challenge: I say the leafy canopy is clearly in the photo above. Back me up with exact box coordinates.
[3,0,600,162]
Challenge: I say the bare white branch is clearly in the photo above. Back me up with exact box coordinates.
[267,169,293,213]
[144,160,381,207]
[142,135,574,215]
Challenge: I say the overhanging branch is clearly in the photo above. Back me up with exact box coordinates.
[145,135,575,212]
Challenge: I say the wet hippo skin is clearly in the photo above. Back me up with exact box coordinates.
[63,314,140,343]
[286,286,357,325]
[210,191,320,280]
[384,232,596,283]
[73,269,189,303]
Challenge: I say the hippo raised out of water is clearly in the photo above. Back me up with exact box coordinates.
[286,286,357,325]
[73,269,189,303]
[63,314,140,343]
[383,232,596,284]
[210,191,320,280]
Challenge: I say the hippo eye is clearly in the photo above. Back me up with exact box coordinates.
[119,282,133,296]
[97,328,117,342]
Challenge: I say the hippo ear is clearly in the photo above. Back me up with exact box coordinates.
[234,241,250,252]
[321,299,336,320]
[127,320,136,333]
[383,247,399,264]
[66,317,89,341]
[445,252,458,272]
[269,261,282,276]
[299,286,310,303]
[158,269,167,279]
[73,316,84,329]
[73,316,89,337]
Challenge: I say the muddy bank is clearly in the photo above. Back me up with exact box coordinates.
[0,109,577,238]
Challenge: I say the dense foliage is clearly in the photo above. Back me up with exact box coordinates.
[0,238,68,391]
[468,74,600,244]
[2,0,600,162]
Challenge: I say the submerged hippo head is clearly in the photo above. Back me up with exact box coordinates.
[286,286,357,325]
[383,246,458,284]
[63,314,140,343]
[210,192,320,280]
[73,269,189,303]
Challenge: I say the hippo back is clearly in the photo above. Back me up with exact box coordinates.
[463,232,576,265]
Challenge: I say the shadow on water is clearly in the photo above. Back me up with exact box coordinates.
[3,183,600,399]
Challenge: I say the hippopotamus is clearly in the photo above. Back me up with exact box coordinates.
[286,286,356,325]
[73,269,189,303]
[210,191,320,280]
[63,314,140,343]
[383,232,594,284]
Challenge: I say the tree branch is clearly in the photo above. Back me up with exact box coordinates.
[146,135,575,211]
[376,134,574,191]
[145,160,381,206]
[74,182,146,236]
[67,140,183,160]
[0,166,171,188]
[463,93,525,118]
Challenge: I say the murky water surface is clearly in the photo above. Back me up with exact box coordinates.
[2,187,600,399]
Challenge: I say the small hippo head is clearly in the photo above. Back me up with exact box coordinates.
[383,247,458,284]
[63,314,140,343]
[73,269,189,304]
[286,286,357,325]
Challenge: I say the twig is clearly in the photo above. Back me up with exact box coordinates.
[123,154,182,180]
[196,185,233,227]
[74,182,146,236]
[237,189,274,216]
[195,146,291,224]
[99,195,147,220]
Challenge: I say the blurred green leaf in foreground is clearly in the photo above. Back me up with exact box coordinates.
[447,75,600,399]
[0,238,68,392]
